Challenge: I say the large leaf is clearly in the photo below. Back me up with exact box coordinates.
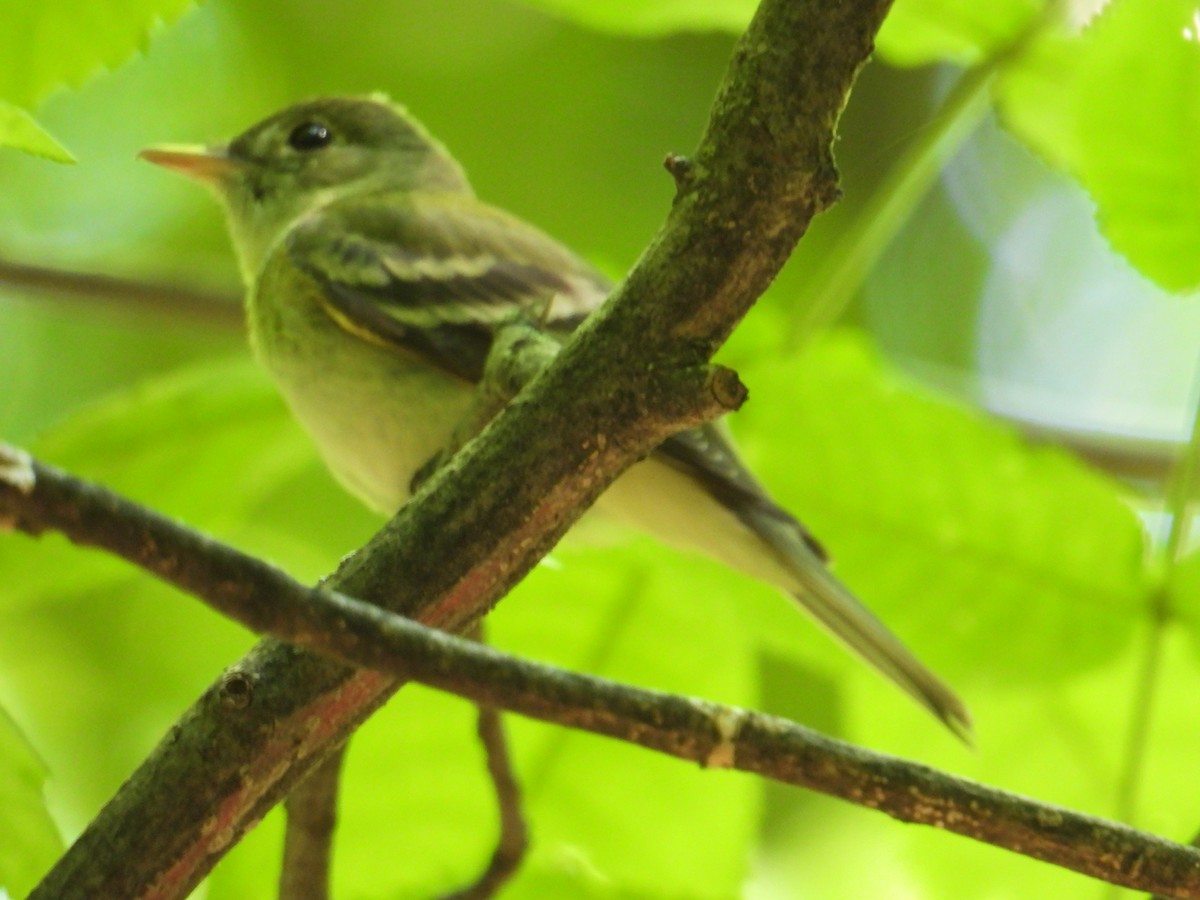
[732,331,1149,684]
[997,0,1200,292]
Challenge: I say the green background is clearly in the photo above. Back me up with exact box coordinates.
[1,0,1198,897]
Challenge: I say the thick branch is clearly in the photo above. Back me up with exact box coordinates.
[4,448,1200,898]
[20,1,896,897]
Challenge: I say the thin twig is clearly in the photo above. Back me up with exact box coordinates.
[1116,359,1200,825]
[440,624,528,900]
[440,707,528,899]
[441,624,530,897]
[280,746,347,900]
[0,256,242,327]
[4,448,1200,898]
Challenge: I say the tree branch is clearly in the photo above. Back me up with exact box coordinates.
[4,446,1200,898]
[279,746,346,900]
[439,623,529,900]
[0,256,241,327]
[440,704,528,899]
[14,0,905,896]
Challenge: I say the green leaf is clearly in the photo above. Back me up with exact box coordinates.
[876,0,1043,66]
[997,0,1200,292]
[0,706,63,897]
[0,340,1155,895]
[509,0,754,35]
[733,331,1150,686]
[0,0,197,109]
[0,101,74,162]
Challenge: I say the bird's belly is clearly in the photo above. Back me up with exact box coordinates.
[265,343,475,515]
[250,283,791,588]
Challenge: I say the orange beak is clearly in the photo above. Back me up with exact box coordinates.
[138,144,239,184]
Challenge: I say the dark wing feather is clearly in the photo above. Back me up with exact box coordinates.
[657,425,829,562]
[285,190,609,381]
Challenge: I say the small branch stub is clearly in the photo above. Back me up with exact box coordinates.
[0,443,36,531]
[0,443,35,495]
[708,365,747,412]
[663,153,695,191]
[218,670,257,710]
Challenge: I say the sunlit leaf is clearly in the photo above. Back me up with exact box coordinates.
[997,0,1200,291]
[734,331,1150,684]
[877,0,1044,66]
[509,0,754,34]
[0,0,197,109]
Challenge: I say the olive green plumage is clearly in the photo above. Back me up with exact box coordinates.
[141,94,969,737]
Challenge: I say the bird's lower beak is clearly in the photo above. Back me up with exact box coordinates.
[138,143,239,183]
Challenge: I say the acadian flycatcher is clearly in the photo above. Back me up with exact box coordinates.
[140,95,968,736]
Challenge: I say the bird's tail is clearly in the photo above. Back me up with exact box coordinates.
[746,509,971,741]
[597,449,971,740]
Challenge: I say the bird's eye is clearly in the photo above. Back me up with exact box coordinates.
[287,121,332,151]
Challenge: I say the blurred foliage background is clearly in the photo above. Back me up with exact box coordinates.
[1,0,1199,897]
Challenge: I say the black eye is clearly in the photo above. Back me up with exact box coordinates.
[287,121,332,151]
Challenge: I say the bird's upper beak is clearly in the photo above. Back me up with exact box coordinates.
[138,143,239,184]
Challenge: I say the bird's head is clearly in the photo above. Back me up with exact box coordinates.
[140,94,470,281]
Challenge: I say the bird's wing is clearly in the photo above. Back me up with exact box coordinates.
[285,190,608,381]
[288,191,823,558]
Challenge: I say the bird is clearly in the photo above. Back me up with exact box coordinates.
[140,94,969,738]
